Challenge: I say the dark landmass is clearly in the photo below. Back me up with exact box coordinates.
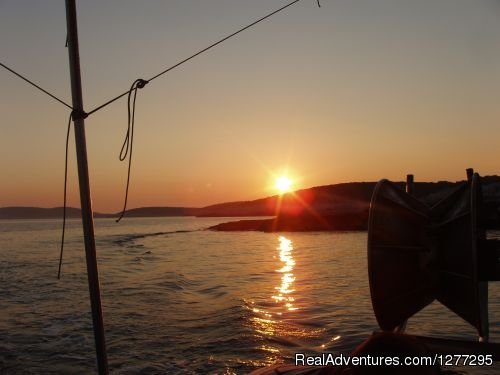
[0,206,196,220]
[198,181,457,218]
[0,206,112,220]
[208,176,500,232]
[2,177,500,231]
[117,207,198,217]
[208,213,368,232]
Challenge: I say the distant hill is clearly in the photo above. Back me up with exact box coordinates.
[2,176,500,224]
[0,206,196,220]
[0,206,110,220]
[201,176,500,218]
[207,176,500,231]
[197,181,460,218]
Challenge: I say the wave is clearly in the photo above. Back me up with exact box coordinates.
[111,229,196,248]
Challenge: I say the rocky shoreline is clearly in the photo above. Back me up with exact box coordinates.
[208,211,369,232]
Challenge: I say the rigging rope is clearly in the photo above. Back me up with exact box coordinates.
[0,62,73,110]
[58,112,73,279]
[86,0,314,117]
[2,0,320,117]
[102,0,320,223]
[115,79,148,222]
[3,0,322,273]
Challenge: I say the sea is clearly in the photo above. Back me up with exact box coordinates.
[1,217,499,374]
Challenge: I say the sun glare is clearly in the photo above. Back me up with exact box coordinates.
[275,176,292,194]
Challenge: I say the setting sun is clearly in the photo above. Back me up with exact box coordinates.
[275,176,292,194]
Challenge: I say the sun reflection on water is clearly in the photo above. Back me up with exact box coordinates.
[246,235,333,366]
[272,236,298,311]
[248,236,302,342]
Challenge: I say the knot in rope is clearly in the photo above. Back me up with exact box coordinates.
[71,109,88,121]
[118,79,147,161]
[136,78,148,89]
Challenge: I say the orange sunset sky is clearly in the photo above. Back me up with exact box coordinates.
[1,0,500,213]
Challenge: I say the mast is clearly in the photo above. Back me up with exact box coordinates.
[65,1,109,373]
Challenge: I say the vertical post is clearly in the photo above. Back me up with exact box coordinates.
[394,173,415,334]
[466,168,474,183]
[65,1,109,374]
[406,174,414,196]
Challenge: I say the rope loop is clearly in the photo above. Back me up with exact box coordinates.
[136,79,148,89]
[116,78,145,222]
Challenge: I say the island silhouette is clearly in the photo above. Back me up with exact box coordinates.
[2,178,500,231]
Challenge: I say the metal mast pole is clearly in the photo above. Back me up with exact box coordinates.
[65,1,109,373]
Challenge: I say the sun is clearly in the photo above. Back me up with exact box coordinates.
[275,176,292,194]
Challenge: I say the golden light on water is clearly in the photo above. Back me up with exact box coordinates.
[272,236,298,311]
[319,335,343,350]
[249,236,300,341]
[248,235,328,364]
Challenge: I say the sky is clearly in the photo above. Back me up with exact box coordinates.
[1,0,499,212]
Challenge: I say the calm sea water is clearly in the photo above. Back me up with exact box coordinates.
[0,217,499,374]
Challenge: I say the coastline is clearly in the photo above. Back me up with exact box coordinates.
[208,212,369,232]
